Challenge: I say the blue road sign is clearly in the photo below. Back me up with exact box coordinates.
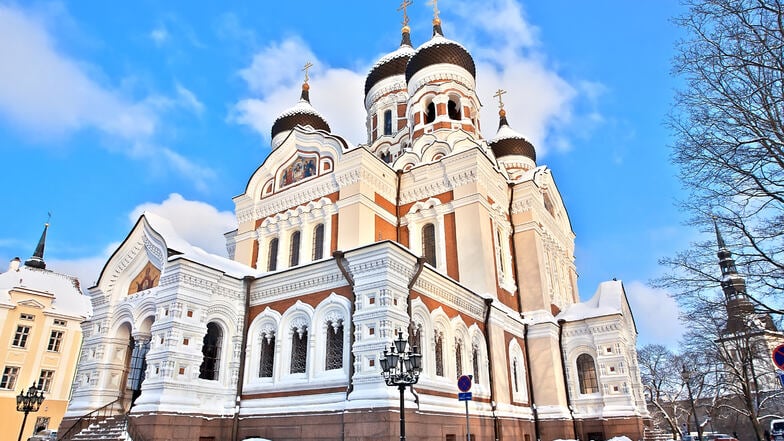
[778,372,784,389]
[458,392,472,401]
[457,374,472,392]
[773,344,784,370]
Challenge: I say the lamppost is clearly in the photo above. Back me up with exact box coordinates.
[16,384,45,441]
[380,330,423,441]
[681,365,703,441]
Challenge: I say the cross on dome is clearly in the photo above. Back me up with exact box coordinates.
[302,61,314,83]
[428,0,440,22]
[494,88,508,110]
[398,0,412,28]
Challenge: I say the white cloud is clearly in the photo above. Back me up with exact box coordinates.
[230,37,367,145]
[150,26,168,46]
[230,1,596,155]
[624,280,686,348]
[0,4,213,186]
[48,242,119,290]
[129,193,236,256]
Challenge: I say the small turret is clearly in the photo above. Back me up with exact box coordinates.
[24,221,49,269]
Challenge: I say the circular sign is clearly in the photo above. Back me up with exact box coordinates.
[457,374,472,392]
[773,344,784,370]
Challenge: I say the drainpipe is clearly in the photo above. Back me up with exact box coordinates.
[557,319,578,440]
[483,298,500,441]
[506,183,524,315]
[396,169,403,243]
[232,275,254,441]
[334,251,356,441]
[406,257,426,407]
[524,323,541,441]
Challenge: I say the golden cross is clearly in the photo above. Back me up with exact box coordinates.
[398,0,413,27]
[427,0,439,20]
[302,61,313,83]
[493,88,507,109]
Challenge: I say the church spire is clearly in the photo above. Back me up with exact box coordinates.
[25,216,49,269]
[428,0,443,36]
[300,61,313,102]
[398,0,413,47]
[714,218,745,299]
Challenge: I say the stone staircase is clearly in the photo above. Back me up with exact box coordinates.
[644,426,677,441]
[70,415,129,441]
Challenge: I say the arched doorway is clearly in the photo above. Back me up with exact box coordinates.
[122,315,154,409]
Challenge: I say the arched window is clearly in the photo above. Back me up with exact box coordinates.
[199,323,222,380]
[455,339,463,376]
[577,353,599,394]
[290,231,301,267]
[472,344,480,383]
[325,319,344,370]
[422,223,436,266]
[313,224,324,261]
[435,332,444,377]
[408,323,422,356]
[448,99,461,120]
[425,101,436,123]
[383,109,393,135]
[267,238,279,271]
[290,326,308,374]
[259,331,275,378]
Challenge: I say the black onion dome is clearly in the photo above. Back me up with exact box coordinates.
[490,114,536,163]
[365,31,416,96]
[405,25,476,83]
[270,86,330,140]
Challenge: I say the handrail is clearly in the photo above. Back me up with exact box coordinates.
[57,398,123,440]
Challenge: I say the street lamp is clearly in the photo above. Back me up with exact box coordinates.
[681,365,703,441]
[16,384,45,441]
[380,330,423,441]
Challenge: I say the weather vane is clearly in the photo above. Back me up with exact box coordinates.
[427,0,439,20]
[302,61,313,83]
[493,88,507,110]
[45,212,52,227]
[398,0,412,27]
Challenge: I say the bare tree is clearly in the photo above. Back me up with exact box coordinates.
[661,0,784,316]
[638,344,690,439]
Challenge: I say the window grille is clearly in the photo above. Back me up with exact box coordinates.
[12,325,31,348]
[435,332,444,377]
[48,330,64,352]
[290,326,308,374]
[422,223,436,266]
[259,333,275,378]
[472,345,480,383]
[384,110,393,135]
[577,354,599,394]
[513,358,520,392]
[268,238,279,271]
[325,320,344,370]
[199,323,222,380]
[455,340,463,376]
[290,231,301,267]
[313,224,324,260]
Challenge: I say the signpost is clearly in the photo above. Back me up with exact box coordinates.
[457,375,472,441]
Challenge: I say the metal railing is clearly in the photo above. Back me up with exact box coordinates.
[57,398,123,441]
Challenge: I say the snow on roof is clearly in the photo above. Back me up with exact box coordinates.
[557,279,626,322]
[417,33,471,52]
[0,264,92,319]
[492,124,527,143]
[141,212,258,279]
[273,99,328,124]
[370,44,416,71]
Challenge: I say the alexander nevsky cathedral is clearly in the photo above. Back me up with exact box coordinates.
[61,3,649,440]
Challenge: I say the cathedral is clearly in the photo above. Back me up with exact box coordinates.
[62,6,649,441]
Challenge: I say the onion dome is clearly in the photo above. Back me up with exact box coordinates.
[489,109,536,163]
[270,82,330,141]
[365,27,416,96]
[405,19,476,83]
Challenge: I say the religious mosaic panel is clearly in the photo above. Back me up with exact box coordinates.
[279,154,318,189]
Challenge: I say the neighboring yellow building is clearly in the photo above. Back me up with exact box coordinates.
[0,224,91,441]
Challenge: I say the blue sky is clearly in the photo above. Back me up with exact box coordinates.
[0,0,694,347]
